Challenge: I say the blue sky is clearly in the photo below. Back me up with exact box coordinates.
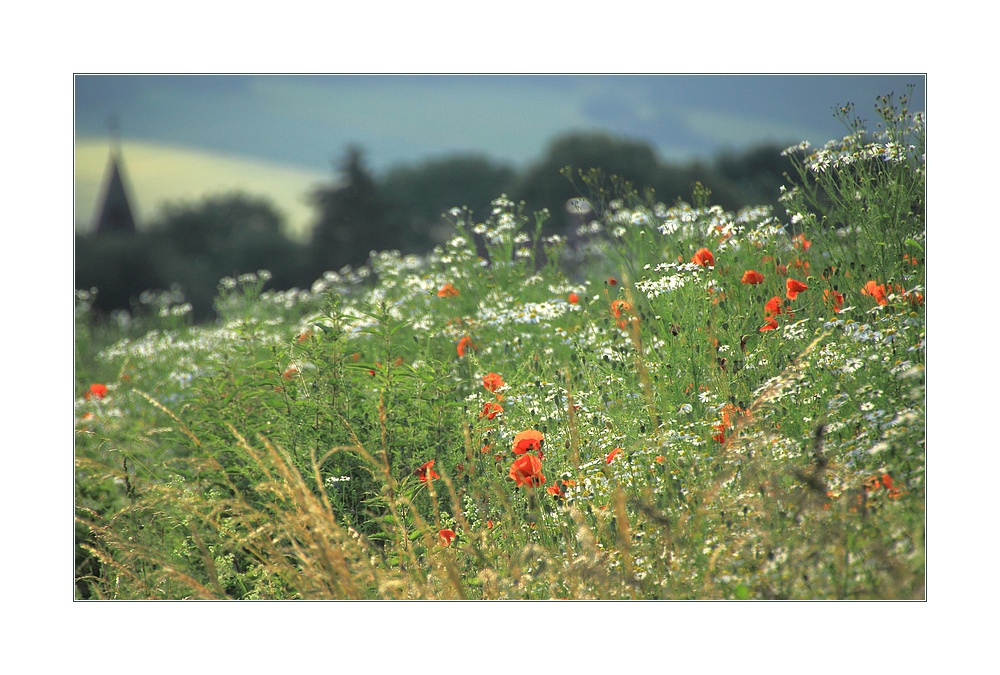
[74,74,926,239]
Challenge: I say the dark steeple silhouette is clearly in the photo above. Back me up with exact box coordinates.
[93,115,137,235]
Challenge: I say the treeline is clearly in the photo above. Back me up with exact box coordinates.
[76,131,800,322]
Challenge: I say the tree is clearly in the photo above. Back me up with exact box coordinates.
[75,231,169,318]
[148,191,301,320]
[712,143,799,212]
[509,131,663,233]
[78,192,301,323]
[380,155,516,251]
[308,146,389,276]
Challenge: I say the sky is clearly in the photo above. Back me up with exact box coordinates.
[74,74,925,241]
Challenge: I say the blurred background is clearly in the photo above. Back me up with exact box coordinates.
[74,74,926,321]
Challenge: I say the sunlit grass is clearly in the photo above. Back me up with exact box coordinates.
[75,92,924,600]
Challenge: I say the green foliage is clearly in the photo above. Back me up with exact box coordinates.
[76,139,801,322]
[510,131,661,232]
[778,86,925,285]
[76,191,303,322]
[713,143,800,207]
[75,232,172,317]
[509,131,775,236]
[75,92,925,600]
[308,146,389,277]
[380,154,517,251]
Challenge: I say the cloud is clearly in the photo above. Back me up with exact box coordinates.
[75,136,330,241]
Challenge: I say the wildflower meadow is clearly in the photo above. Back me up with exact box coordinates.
[75,91,925,600]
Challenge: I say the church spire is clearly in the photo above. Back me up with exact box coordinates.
[93,115,137,235]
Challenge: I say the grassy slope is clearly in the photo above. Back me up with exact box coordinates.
[75,101,925,600]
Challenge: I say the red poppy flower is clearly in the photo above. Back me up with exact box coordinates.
[862,281,918,307]
[512,429,544,455]
[482,372,505,393]
[880,474,903,499]
[759,317,779,332]
[611,299,631,318]
[568,291,580,304]
[605,447,623,464]
[786,278,808,300]
[862,280,888,306]
[722,404,745,426]
[84,383,108,400]
[691,247,714,267]
[438,529,456,545]
[713,404,748,443]
[414,459,440,483]
[611,299,633,329]
[481,401,504,420]
[793,233,811,251]
[546,479,575,499]
[823,289,844,313]
[863,473,903,500]
[764,296,783,316]
[457,336,476,356]
[741,270,764,285]
[509,454,546,488]
[607,277,618,286]
[437,283,459,297]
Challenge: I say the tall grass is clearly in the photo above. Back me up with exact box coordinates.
[75,92,924,600]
